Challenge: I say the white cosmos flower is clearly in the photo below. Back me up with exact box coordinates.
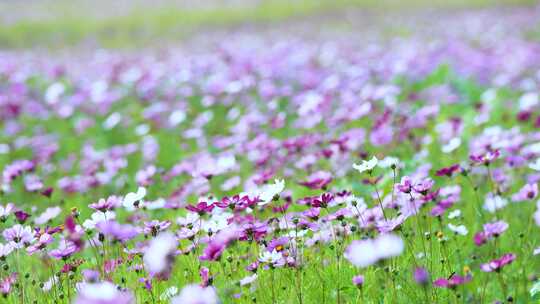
[240,274,258,286]
[83,211,116,230]
[256,179,285,206]
[483,194,508,213]
[34,207,62,225]
[529,158,540,171]
[448,209,461,219]
[353,156,378,173]
[345,233,404,268]
[378,156,400,168]
[123,187,146,211]
[160,286,179,300]
[259,249,282,264]
[143,232,178,274]
[442,137,461,153]
[448,223,468,236]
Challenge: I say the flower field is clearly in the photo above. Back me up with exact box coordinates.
[1,3,540,303]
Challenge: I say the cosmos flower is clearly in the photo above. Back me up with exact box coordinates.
[259,250,283,266]
[34,206,62,225]
[352,275,365,287]
[83,211,116,230]
[511,183,538,202]
[0,203,15,220]
[96,221,140,242]
[345,234,404,268]
[448,223,468,236]
[256,179,285,206]
[49,239,78,259]
[2,224,34,249]
[89,196,121,212]
[299,171,333,190]
[434,274,472,288]
[529,158,540,171]
[480,253,516,272]
[143,232,178,276]
[483,193,508,213]
[171,284,219,304]
[123,187,147,211]
[74,281,134,304]
[474,220,509,246]
[0,243,13,259]
[352,156,378,173]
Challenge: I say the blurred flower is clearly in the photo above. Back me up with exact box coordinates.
[171,284,218,304]
[345,234,404,268]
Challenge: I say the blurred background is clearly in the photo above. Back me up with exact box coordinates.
[0,0,537,49]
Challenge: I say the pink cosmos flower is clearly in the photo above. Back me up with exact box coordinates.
[480,253,516,272]
[434,274,472,288]
[511,183,538,202]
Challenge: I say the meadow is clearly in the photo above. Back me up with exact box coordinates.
[1,1,540,303]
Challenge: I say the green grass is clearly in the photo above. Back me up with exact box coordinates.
[0,0,536,48]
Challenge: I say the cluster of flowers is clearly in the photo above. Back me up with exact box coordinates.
[0,5,539,304]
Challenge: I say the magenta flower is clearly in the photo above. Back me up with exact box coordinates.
[199,241,226,262]
[298,171,333,190]
[434,274,472,288]
[435,164,461,177]
[470,150,500,165]
[396,176,413,193]
[186,201,215,215]
[480,253,516,272]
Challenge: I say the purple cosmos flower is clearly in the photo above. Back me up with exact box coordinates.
[49,239,78,259]
[474,220,509,246]
[480,253,516,272]
[96,221,140,242]
[470,150,500,166]
[352,275,364,287]
[413,267,430,285]
[143,220,171,236]
[267,237,289,252]
[2,224,34,249]
[413,178,434,195]
[396,176,413,193]
[89,196,121,212]
[143,232,178,277]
